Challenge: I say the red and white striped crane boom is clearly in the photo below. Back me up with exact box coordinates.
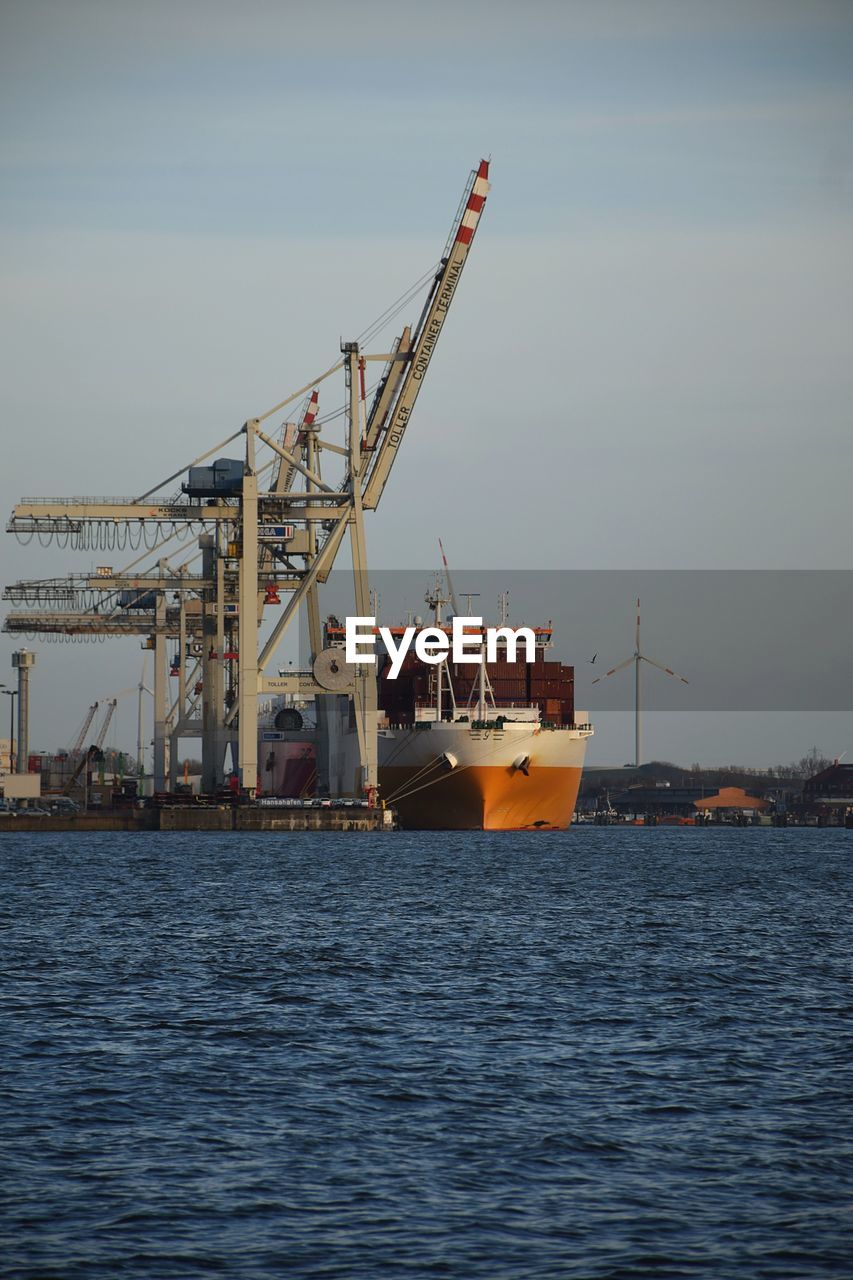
[361,159,491,510]
[276,389,319,495]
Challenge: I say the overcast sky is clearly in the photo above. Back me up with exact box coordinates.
[1,0,851,765]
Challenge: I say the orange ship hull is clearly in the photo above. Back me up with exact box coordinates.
[380,763,584,831]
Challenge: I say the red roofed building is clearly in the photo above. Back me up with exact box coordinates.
[693,786,770,814]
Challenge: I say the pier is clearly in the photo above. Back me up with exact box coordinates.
[0,803,394,834]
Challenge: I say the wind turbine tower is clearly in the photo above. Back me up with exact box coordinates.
[137,653,153,778]
[592,598,689,767]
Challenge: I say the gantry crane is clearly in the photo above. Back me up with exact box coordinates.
[4,561,220,789]
[4,160,492,798]
[243,160,491,789]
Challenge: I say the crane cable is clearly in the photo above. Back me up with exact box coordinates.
[380,749,449,799]
[356,261,440,348]
[129,265,437,502]
[307,263,439,428]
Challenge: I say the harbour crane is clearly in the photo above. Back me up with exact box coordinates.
[4,159,492,797]
[62,699,118,795]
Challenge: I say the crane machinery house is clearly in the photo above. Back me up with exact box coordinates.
[182,458,244,499]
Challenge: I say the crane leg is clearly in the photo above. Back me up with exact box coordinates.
[153,593,167,791]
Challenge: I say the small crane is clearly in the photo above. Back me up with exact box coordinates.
[62,699,118,795]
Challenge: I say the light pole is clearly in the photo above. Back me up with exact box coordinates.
[1,687,18,774]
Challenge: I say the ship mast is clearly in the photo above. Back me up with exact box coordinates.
[425,576,449,723]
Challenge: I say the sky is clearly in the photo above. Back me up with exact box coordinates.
[1,0,852,765]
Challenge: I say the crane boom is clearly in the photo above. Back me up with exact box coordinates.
[361,159,490,510]
[70,702,99,755]
[276,421,300,493]
[363,327,411,452]
[277,390,319,494]
[62,700,115,796]
[63,749,93,795]
[94,699,117,750]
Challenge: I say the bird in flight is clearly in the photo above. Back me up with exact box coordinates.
[590,653,597,664]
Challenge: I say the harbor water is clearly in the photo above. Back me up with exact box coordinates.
[1,828,850,1278]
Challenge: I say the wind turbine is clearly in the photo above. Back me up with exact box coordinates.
[101,657,153,778]
[592,598,689,767]
[136,653,153,777]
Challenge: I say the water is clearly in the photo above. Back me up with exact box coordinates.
[1,827,850,1279]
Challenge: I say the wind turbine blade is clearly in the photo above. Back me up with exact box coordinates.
[591,656,634,684]
[635,597,641,653]
[641,655,689,684]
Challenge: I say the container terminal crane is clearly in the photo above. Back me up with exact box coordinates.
[3,161,594,827]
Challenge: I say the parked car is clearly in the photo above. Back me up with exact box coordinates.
[47,798,80,814]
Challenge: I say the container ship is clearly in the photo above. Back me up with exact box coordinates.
[373,620,592,831]
[261,603,593,831]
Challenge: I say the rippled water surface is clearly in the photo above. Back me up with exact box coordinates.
[1,827,851,1278]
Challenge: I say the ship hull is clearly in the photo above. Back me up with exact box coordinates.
[378,723,589,830]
